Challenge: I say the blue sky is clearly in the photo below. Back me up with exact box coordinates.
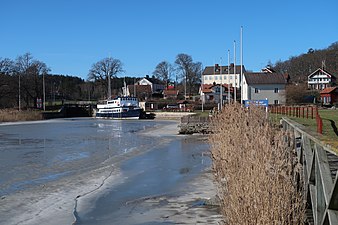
[1,0,337,79]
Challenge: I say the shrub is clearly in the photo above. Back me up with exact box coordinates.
[0,109,43,122]
[209,104,305,225]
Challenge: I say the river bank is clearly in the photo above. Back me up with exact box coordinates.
[0,118,222,225]
[0,109,43,122]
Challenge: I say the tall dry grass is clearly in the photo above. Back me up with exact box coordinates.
[0,109,43,122]
[209,104,305,225]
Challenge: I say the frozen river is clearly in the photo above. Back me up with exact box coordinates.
[0,118,217,225]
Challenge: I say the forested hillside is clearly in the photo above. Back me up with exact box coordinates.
[272,42,338,83]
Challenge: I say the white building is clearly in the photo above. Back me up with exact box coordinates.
[202,64,245,88]
[136,75,165,93]
[242,72,287,105]
[308,68,336,90]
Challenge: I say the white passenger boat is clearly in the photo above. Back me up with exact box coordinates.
[96,96,141,119]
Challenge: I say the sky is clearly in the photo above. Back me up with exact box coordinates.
[1,0,338,79]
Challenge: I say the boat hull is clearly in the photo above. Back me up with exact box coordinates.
[96,108,141,119]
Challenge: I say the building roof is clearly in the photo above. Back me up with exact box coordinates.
[201,84,214,93]
[201,83,233,93]
[308,68,336,78]
[202,64,246,75]
[163,89,179,95]
[261,67,276,73]
[138,75,165,85]
[244,72,287,85]
[320,86,338,94]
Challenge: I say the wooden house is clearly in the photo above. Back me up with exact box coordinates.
[320,87,338,105]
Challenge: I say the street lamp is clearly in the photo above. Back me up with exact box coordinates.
[18,73,21,111]
[43,73,46,111]
[184,72,187,100]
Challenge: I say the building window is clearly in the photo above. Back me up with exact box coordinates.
[274,100,279,105]
[254,88,259,93]
[215,76,218,80]
[274,88,279,93]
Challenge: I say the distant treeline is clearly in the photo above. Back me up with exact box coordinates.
[272,41,338,83]
[0,66,138,109]
[0,52,201,109]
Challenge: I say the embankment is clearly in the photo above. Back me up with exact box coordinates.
[154,111,196,120]
[179,115,211,134]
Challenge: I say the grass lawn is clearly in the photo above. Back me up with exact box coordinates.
[271,109,338,151]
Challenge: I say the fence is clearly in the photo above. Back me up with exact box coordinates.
[270,105,323,134]
[282,117,338,225]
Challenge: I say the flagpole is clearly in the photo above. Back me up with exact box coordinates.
[201,63,204,112]
[234,40,236,103]
[240,26,243,105]
[220,57,222,110]
[108,56,111,100]
[228,50,230,104]
[43,73,46,111]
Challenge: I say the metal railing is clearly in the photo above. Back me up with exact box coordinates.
[282,117,338,225]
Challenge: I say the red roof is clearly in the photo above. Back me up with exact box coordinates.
[320,86,338,94]
[164,89,179,95]
[201,83,233,93]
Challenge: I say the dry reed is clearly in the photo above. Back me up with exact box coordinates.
[0,109,43,122]
[209,104,305,225]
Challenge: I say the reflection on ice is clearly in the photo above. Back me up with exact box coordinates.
[0,118,164,196]
[1,171,71,196]
[53,152,90,163]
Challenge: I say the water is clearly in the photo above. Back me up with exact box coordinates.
[0,118,211,225]
[77,132,209,224]
[0,118,162,196]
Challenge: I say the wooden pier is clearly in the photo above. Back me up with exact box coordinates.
[282,117,338,225]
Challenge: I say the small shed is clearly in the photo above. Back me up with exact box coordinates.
[320,87,338,105]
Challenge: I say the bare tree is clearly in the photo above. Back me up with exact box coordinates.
[175,53,202,98]
[0,58,15,75]
[152,61,172,87]
[15,53,50,107]
[88,57,123,99]
[0,58,15,107]
[190,61,203,92]
[0,57,15,93]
